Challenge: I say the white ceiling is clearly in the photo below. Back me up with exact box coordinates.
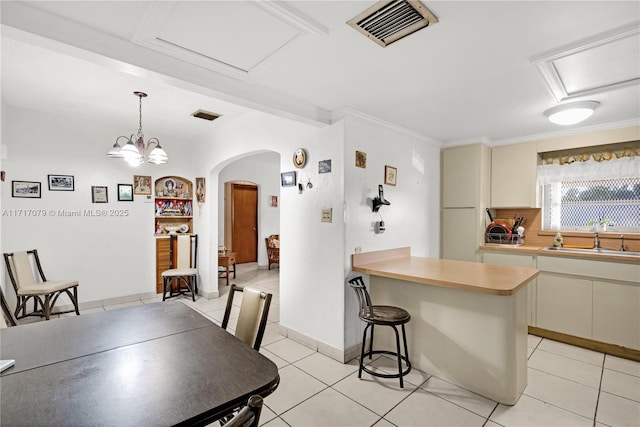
[1,1,639,147]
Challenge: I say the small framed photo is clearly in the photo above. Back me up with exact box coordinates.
[117,184,134,201]
[355,151,367,168]
[318,159,332,174]
[92,186,108,203]
[48,175,74,191]
[270,195,278,207]
[12,181,41,198]
[196,177,206,204]
[384,165,397,186]
[281,171,296,187]
[133,175,151,195]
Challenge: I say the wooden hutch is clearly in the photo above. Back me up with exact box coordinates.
[154,176,193,293]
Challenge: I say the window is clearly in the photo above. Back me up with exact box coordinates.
[541,177,640,231]
[538,144,640,232]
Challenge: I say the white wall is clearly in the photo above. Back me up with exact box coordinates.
[343,111,442,349]
[1,105,193,307]
[1,103,442,356]
[191,110,347,351]
[217,151,280,267]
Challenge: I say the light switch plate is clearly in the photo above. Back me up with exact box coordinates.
[321,208,332,223]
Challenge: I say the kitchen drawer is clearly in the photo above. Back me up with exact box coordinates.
[483,252,534,268]
[537,255,640,283]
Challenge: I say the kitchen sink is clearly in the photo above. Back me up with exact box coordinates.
[543,247,640,257]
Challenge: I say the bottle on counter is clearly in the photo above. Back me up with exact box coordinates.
[553,232,564,247]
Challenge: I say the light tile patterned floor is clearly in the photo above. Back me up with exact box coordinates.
[18,263,640,427]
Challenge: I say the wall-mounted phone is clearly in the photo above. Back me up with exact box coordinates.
[372,185,390,213]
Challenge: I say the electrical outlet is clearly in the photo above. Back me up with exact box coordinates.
[354,247,362,253]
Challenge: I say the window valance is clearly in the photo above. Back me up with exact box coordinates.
[537,156,640,185]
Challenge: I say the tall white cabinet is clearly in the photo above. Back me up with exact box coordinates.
[441,144,491,261]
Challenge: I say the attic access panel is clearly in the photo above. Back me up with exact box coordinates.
[133,2,326,80]
[532,23,640,101]
[347,0,438,47]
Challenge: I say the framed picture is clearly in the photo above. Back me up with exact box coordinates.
[196,177,206,204]
[280,171,296,187]
[48,175,74,191]
[162,178,177,197]
[91,186,108,203]
[133,175,151,195]
[293,148,307,168]
[318,159,332,174]
[12,181,41,198]
[355,150,367,168]
[385,165,397,186]
[117,184,134,201]
[270,195,278,207]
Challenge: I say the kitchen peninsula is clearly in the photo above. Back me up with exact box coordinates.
[352,247,538,405]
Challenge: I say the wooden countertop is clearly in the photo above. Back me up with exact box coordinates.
[352,247,538,296]
[479,244,640,264]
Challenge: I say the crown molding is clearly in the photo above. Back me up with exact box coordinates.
[337,108,442,148]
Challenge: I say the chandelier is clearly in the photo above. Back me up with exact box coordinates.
[107,91,168,165]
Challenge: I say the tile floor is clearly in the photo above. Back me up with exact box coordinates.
[20,263,640,427]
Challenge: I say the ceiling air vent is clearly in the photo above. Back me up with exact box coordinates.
[191,109,220,121]
[347,0,438,47]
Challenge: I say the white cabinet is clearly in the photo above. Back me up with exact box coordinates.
[536,273,593,338]
[535,255,639,350]
[441,144,491,261]
[482,251,640,351]
[443,208,478,262]
[593,280,640,349]
[482,252,536,325]
[443,145,482,208]
[491,143,537,208]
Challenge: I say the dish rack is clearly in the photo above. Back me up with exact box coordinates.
[485,232,524,246]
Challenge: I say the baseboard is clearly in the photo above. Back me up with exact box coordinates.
[55,289,219,313]
[279,324,358,364]
[529,326,640,362]
[199,289,220,299]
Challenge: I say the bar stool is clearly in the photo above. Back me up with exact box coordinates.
[348,276,411,388]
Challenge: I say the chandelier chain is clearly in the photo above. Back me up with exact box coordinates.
[137,94,144,137]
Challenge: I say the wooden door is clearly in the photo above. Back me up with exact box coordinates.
[231,184,258,263]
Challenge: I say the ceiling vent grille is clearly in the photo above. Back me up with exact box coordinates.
[191,109,220,121]
[347,0,438,47]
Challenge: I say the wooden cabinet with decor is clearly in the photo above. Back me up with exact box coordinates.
[154,176,192,293]
[154,176,193,235]
[155,237,173,293]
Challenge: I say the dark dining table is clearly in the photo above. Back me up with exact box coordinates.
[0,301,279,426]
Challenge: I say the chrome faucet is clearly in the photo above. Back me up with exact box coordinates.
[594,232,600,249]
[620,235,626,252]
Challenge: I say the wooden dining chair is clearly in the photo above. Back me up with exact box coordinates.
[265,234,279,270]
[222,284,272,351]
[3,249,80,321]
[221,395,263,427]
[162,234,198,302]
[1,285,18,327]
